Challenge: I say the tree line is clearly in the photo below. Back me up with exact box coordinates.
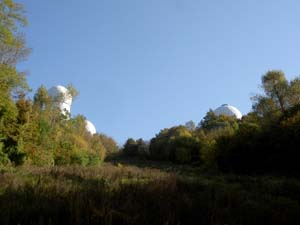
[2,0,300,175]
[0,0,118,168]
[123,71,300,176]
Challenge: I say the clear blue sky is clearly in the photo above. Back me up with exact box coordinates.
[19,0,300,144]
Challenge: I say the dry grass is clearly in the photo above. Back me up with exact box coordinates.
[0,163,300,225]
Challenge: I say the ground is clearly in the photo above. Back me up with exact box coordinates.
[0,160,300,225]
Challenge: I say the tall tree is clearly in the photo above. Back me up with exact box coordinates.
[33,85,51,110]
[252,71,300,122]
[260,70,288,113]
[0,0,29,65]
[0,0,29,165]
[288,77,300,106]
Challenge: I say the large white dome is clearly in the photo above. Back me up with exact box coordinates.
[48,85,72,115]
[85,120,97,135]
[48,85,72,106]
[214,104,242,119]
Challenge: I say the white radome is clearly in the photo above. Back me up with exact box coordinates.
[214,104,242,119]
[85,120,97,135]
[48,85,72,115]
[48,85,96,134]
[48,85,72,105]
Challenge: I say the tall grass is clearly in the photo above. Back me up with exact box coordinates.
[0,164,300,225]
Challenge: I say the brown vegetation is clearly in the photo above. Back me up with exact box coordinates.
[0,163,300,225]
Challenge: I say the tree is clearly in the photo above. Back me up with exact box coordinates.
[288,77,300,106]
[0,0,30,65]
[98,134,118,154]
[149,126,195,162]
[136,138,149,156]
[0,0,29,166]
[33,85,51,110]
[123,138,138,156]
[0,0,30,95]
[251,96,281,123]
[252,71,289,115]
[185,120,196,131]
[66,83,79,99]
[199,110,239,132]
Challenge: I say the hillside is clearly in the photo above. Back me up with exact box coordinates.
[1,162,300,225]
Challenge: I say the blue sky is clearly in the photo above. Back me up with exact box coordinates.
[19,0,300,144]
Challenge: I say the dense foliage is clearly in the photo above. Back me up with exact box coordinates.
[2,0,300,177]
[0,0,118,168]
[123,70,300,176]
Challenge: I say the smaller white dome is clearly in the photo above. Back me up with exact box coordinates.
[48,85,72,106]
[214,104,242,119]
[85,120,97,135]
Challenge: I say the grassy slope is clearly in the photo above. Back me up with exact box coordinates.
[0,161,300,225]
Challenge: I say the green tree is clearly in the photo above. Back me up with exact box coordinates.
[149,126,194,162]
[261,70,288,112]
[252,71,289,117]
[288,77,300,106]
[98,134,118,154]
[0,0,29,166]
[136,138,149,157]
[123,138,138,156]
[0,0,30,66]
[33,85,51,110]
[200,110,239,132]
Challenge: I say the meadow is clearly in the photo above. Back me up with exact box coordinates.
[1,161,300,225]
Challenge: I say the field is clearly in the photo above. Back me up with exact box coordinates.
[0,161,300,225]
